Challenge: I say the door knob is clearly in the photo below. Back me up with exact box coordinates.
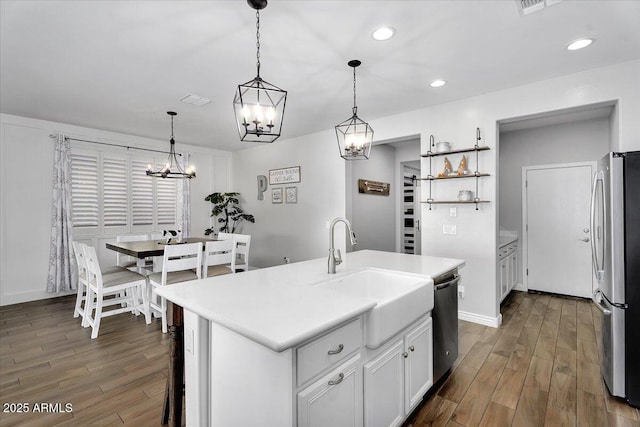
[583,228,590,233]
[578,237,590,242]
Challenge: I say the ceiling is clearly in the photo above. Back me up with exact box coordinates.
[1,1,639,152]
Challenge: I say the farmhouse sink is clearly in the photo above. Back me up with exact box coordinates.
[314,268,433,349]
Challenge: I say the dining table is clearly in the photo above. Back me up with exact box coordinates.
[106,236,215,427]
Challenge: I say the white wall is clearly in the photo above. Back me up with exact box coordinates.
[499,117,610,285]
[369,60,639,326]
[347,144,396,252]
[232,130,347,268]
[0,113,232,305]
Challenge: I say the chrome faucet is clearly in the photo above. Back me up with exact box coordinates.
[328,217,358,274]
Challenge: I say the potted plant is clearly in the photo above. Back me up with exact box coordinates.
[204,192,255,236]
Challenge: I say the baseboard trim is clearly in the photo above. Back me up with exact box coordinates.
[458,310,502,328]
[513,283,527,292]
[0,290,75,306]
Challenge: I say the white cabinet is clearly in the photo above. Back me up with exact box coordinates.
[364,317,433,427]
[498,239,518,302]
[298,354,363,427]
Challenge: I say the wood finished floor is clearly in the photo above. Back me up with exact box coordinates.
[407,291,640,427]
[1,292,639,426]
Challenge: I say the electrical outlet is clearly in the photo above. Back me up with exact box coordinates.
[450,207,457,217]
[443,224,457,235]
[325,221,330,229]
[458,285,465,299]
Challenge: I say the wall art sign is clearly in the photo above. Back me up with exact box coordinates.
[285,186,297,204]
[269,166,301,185]
[272,187,283,204]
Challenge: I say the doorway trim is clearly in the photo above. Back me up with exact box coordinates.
[521,161,597,293]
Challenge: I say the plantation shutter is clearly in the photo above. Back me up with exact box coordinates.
[70,152,99,228]
[156,165,177,226]
[102,157,128,227]
[131,159,153,226]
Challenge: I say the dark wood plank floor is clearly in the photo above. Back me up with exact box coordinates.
[1,292,639,426]
[407,291,640,427]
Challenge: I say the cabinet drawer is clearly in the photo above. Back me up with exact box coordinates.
[297,318,362,386]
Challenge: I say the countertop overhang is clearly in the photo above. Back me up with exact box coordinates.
[155,249,464,352]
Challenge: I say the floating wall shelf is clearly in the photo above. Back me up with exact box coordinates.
[423,128,490,211]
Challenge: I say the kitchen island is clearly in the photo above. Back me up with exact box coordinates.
[155,249,464,426]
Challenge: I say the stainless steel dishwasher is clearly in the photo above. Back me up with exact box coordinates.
[432,270,460,383]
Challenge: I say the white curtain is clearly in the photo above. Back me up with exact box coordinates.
[47,134,77,292]
[178,153,191,237]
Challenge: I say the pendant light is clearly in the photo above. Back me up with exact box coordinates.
[233,0,287,143]
[335,60,374,160]
[146,111,195,179]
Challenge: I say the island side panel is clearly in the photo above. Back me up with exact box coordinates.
[209,320,294,425]
[184,309,211,426]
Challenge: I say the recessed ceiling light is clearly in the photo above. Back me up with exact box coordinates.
[566,38,594,51]
[430,80,447,88]
[372,26,396,41]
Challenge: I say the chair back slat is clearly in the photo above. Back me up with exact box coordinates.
[203,240,235,278]
[162,242,203,276]
[83,244,103,288]
[72,241,87,278]
[233,234,251,271]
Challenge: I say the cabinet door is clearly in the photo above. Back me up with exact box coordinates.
[298,355,363,427]
[499,257,508,301]
[364,339,404,427]
[510,252,518,291]
[404,318,433,413]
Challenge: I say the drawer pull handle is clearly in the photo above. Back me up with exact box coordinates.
[328,344,344,355]
[328,373,344,386]
[409,345,415,352]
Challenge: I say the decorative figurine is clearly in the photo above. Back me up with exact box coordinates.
[457,155,470,176]
[443,157,453,177]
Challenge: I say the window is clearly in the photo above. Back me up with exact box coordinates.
[70,148,177,235]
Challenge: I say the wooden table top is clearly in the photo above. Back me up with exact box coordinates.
[106,237,214,259]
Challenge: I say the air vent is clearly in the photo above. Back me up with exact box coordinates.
[180,94,211,107]
[516,0,562,15]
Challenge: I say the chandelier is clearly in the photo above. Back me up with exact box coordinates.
[233,0,287,143]
[335,60,374,160]
[146,111,195,179]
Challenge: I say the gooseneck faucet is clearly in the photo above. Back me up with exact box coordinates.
[328,217,358,274]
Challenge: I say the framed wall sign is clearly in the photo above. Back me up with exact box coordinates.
[285,186,297,204]
[272,187,283,204]
[269,166,301,185]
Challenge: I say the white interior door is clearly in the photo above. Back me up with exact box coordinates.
[524,162,595,298]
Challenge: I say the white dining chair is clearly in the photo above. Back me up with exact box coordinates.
[217,232,233,241]
[148,242,202,333]
[83,244,151,339]
[73,241,129,326]
[202,239,236,278]
[231,234,251,272]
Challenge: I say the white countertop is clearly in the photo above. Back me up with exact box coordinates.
[155,249,464,352]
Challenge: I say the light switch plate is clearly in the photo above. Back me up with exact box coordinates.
[443,225,457,235]
[450,207,457,217]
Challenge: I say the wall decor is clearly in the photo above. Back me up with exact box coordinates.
[285,186,297,204]
[358,179,390,196]
[257,175,268,200]
[272,187,283,204]
[269,166,301,185]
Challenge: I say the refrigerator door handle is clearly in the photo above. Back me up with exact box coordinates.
[592,289,612,316]
[590,171,605,280]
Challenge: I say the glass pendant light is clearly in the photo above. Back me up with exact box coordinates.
[146,111,195,179]
[233,0,287,143]
[335,60,374,160]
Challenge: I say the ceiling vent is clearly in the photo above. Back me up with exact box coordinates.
[180,94,211,107]
[516,0,562,15]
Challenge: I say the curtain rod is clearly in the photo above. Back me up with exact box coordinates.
[48,134,180,156]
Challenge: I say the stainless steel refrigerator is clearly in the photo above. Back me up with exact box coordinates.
[591,151,640,407]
